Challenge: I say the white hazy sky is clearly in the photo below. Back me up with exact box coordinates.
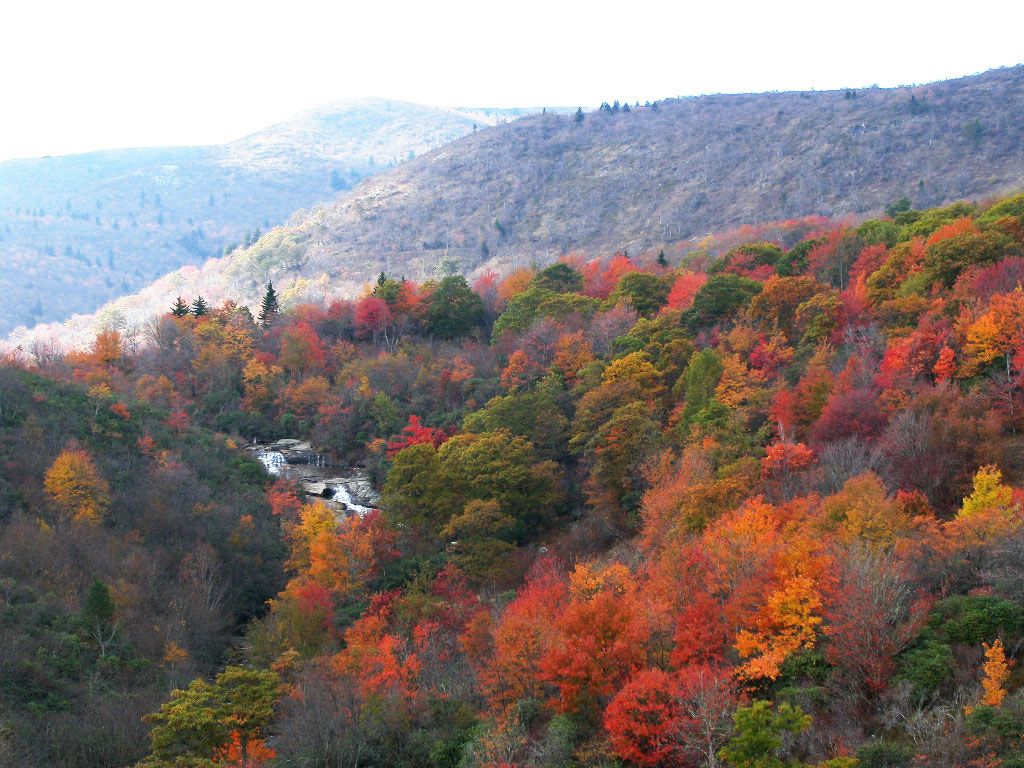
[1,0,1022,162]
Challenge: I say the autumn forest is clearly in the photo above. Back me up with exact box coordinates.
[5,188,1024,768]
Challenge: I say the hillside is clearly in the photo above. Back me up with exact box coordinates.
[0,99,539,335]
[7,190,1024,766]
[13,66,1024,351]
[0,366,284,765]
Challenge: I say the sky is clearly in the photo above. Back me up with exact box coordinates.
[1,0,1022,162]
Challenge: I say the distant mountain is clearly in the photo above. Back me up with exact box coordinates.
[0,99,543,334]
[11,66,1024,351]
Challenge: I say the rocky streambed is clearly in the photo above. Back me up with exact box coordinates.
[247,439,380,517]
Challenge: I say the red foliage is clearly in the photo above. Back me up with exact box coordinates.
[665,271,708,311]
[926,216,976,246]
[762,442,815,479]
[539,567,650,713]
[811,387,886,444]
[279,322,327,374]
[166,410,190,433]
[670,590,731,667]
[385,415,448,458]
[604,668,683,767]
[354,296,392,339]
[267,478,303,520]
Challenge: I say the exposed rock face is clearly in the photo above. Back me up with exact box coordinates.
[248,440,379,516]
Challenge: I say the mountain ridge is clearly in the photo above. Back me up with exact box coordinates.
[0,99,546,334]
[10,65,1024,351]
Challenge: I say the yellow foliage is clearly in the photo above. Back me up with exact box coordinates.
[947,465,1022,547]
[568,561,634,599]
[43,448,111,525]
[821,472,912,549]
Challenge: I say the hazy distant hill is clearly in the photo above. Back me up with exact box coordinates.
[12,66,1024,350]
[0,99,540,334]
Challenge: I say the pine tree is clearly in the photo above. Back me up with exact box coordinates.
[83,577,116,627]
[258,281,280,328]
[171,296,189,317]
[657,251,669,268]
[574,107,585,123]
[191,296,209,317]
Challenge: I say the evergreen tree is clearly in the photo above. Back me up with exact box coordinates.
[171,297,190,317]
[657,250,669,268]
[427,275,486,340]
[258,281,279,328]
[82,577,116,627]
[191,296,209,317]
[574,107,584,123]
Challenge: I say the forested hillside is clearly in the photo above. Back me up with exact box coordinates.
[0,100,538,335]
[0,367,283,765]
[16,66,1024,352]
[4,190,1024,766]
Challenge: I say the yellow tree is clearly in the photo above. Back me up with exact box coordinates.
[44,447,111,525]
[946,465,1022,547]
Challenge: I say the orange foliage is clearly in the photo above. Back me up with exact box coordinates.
[539,563,650,713]
[43,447,111,525]
[481,561,568,712]
[212,731,276,766]
[980,639,1011,707]
[927,216,977,246]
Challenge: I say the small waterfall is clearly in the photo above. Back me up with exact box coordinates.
[328,484,373,516]
[257,451,286,476]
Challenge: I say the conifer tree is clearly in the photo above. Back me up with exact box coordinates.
[657,251,669,268]
[171,296,189,317]
[191,296,209,317]
[574,107,585,123]
[258,281,279,328]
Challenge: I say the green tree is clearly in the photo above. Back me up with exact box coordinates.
[574,107,585,123]
[171,297,190,317]
[925,230,1013,287]
[139,666,280,768]
[191,296,209,317]
[463,379,570,461]
[885,197,913,219]
[682,274,762,333]
[611,272,671,316]
[81,576,118,654]
[586,400,662,521]
[532,263,583,294]
[492,286,556,338]
[383,431,561,542]
[257,281,279,328]
[441,499,517,584]
[718,700,811,768]
[427,275,485,339]
[679,348,724,429]
[82,577,115,627]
